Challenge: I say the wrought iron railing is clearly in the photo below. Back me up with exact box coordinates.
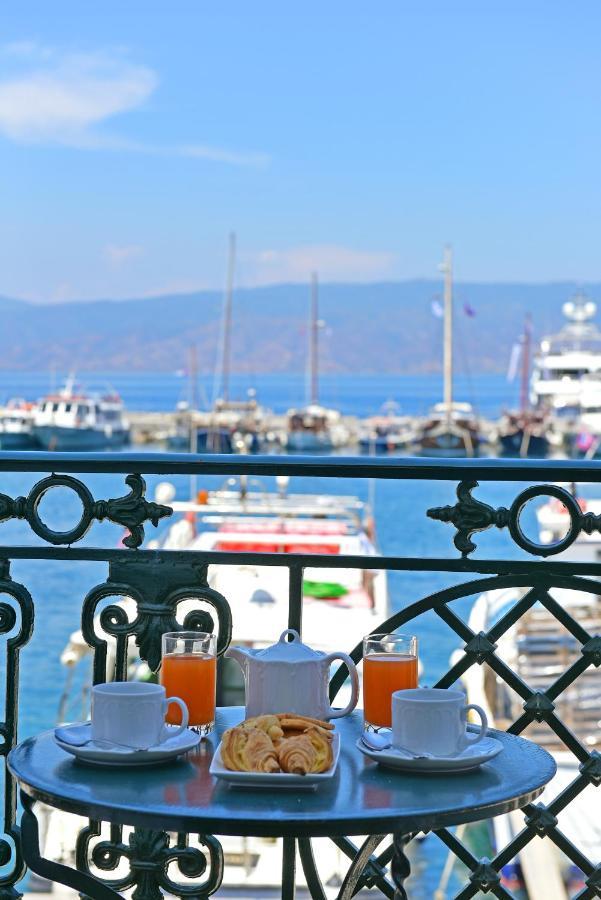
[1,451,601,899]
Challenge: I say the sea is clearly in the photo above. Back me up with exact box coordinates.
[0,371,546,898]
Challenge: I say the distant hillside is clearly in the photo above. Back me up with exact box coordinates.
[0,280,596,373]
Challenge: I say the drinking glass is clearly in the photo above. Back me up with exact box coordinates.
[160,631,217,735]
[363,633,418,730]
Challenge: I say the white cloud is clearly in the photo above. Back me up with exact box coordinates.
[243,244,397,284]
[0,42,269,166]
[104,244,145,267]
[0,47,157,143]
[179,144,270,167]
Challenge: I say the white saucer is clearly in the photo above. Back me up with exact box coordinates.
[210,734,340,790]
[356,736,503,773]
[54,722,201,766]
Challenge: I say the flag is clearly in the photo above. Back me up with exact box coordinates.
[463,302,476,317]
[507,342,522,382]
[431,299,444,318]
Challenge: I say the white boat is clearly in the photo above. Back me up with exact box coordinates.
[530,293,601,418]
[286,403,348,451]
[155,476,389,654]
[0,398,37,449]
[32,377,130,451]
[456,488,601,898]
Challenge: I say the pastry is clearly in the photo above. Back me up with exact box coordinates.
[303,725,334,773]
[277,734,317,775]
[221,725,280,773]
[241,715,284,742]
[220,713,335,775]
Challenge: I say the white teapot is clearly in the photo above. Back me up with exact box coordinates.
[226,629,359,720]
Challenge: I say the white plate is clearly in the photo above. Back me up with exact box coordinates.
[55,723,201,766]
[356,735,503,773]
[210,733,340,790]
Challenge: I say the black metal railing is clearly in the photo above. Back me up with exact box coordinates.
[1,451,601,899]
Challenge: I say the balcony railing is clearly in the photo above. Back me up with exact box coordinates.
[1,450,601,899]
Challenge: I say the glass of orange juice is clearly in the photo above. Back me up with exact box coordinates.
[363,633,418,730]
[160,631,217,735]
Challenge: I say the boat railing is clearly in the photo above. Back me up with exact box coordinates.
[2,451,601,897]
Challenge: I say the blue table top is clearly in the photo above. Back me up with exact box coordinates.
[8,708,556,838]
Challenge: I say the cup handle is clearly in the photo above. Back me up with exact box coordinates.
[462,703,488,745]
[323,652,359,719]
[163,697,189,740]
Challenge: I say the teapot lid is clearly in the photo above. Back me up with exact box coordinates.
[256,629,321,662]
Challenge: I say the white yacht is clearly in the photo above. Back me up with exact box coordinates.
[32,377,130,451]
[0,399,37,449]
[530,293,601,417]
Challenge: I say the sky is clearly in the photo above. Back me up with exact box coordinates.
[1,1,601,302]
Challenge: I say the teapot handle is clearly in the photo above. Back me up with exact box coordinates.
[323,652,359,719]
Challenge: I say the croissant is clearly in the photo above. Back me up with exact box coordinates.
[303,726,334,773]
[221,726,280,773]
[277,713,334,732]
[242,715,284,742]
[277,734,318,775]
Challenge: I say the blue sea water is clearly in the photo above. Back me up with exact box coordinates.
[0,371,534,897]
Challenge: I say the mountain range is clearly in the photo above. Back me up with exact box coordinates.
[0,280,596,373]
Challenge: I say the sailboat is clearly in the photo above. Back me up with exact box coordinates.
[285,273,348,452]
[417,246,482,457]
[497,316,550,457]
[167,234,263,453]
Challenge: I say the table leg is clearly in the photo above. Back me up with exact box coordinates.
[20,792,123,900]
[281,836,297,900]
[391,831,413,900]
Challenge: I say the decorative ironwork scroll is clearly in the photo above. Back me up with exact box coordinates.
[0,473,171,548]
[76,823,223,900]
[427,479,591,557]
[82,557,232,679]
[0,561,34,898]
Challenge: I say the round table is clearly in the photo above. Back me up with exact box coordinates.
[9,708,556,899]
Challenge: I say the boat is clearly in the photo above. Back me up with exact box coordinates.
[285,273,348,452]
[417,247,482,457]
[32,376,130,451]
[167,236,264,455]
[455,486,601,897]
[286,402,348,452]
[0,398,37,449]
[530,293,601,417]
[358,404,418,454]
[497,317,550,457]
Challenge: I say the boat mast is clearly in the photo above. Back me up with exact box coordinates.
[221,232,236,403]
[520,314,532,413]
[310,272,319,405]
[441,245,453,414]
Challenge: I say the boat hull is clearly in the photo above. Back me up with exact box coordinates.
[498,430,549,457]
[0,431,37,450]
[418,431,480,457]
[286,431,334,451]
[33,425,130,451]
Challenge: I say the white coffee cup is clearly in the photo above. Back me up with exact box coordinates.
[91,682,189,749]
[392,688,488,757]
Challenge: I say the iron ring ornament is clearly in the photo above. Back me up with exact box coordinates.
[427,479,587,557]
[0,473,172,548]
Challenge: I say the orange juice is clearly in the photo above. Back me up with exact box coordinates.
[363,653,418,727]
[160,652,216,727]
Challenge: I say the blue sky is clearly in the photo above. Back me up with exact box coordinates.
[1,1,601,302]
